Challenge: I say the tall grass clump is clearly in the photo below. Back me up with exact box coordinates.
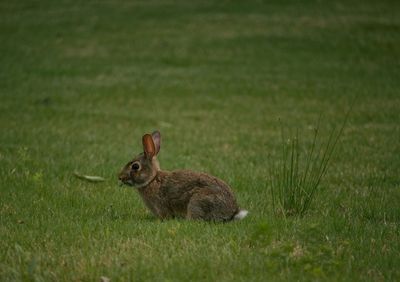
[270,115,348,217]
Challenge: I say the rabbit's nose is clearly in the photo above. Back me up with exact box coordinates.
[118,175,126,186]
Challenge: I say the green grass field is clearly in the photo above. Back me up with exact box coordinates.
[1,0,399,281]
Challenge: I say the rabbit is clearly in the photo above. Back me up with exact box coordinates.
[118,130,248,222]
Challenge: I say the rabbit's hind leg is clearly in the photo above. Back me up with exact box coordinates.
[186,191,232,222]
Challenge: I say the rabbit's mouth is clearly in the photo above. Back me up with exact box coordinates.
[119,171,157,188]
[118,176,135,187]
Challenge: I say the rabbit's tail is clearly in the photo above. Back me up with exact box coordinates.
[233,209,248,220]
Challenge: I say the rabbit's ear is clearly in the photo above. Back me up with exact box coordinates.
[151,130,161,155]
[142,134,156,159]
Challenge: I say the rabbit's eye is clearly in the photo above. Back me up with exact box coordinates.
[131,162,141,171]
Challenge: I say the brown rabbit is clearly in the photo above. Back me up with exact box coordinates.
[118,131,248,222]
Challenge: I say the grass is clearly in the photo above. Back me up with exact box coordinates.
[1,0,399,281]
[270,113,348,217]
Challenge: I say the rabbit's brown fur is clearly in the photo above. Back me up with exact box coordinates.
[118,131,247,222]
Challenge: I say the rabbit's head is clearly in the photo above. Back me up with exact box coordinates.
[118,131,161,188]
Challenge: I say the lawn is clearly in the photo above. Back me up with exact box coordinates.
[1,0,399,281]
